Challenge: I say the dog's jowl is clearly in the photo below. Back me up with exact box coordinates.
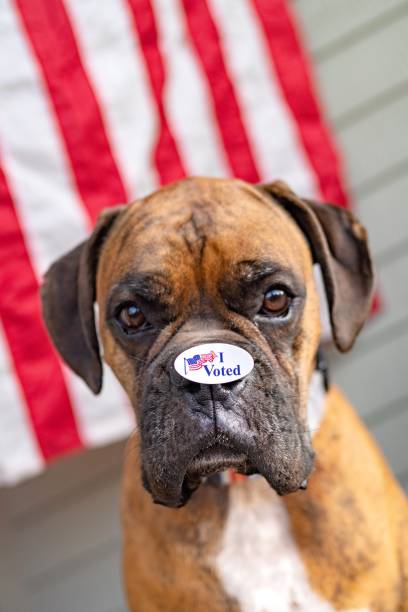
[41,178,408,612]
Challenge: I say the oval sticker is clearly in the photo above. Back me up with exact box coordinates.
[174,343,254,385]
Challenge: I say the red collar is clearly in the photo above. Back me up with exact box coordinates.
[206,470,258,487]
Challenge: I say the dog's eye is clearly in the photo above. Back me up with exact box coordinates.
[262,287,291,317]
[117,303,146,332]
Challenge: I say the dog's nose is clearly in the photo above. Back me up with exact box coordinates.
[170,367,240,391]
[170,368,242,405]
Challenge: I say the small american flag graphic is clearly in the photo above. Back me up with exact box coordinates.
[0,0,351,484]
[184,351,217,373]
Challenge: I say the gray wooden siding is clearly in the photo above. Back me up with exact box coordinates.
[0,441,127,612]
[295,0,408,487]
[1,2,407,610]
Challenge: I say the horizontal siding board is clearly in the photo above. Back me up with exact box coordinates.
[337,93,408,190]
[356,172,408,258]
[357,251,408,346]
[364,395,407,430]
[400,470,408,494]
[0,497,28,612]
[353,157,408,199]
[313,13,408,122]
[295,0,406,56]
[29,544,126,612]
[331,329,408,419]
[371,409,408,477]
[14,478,122,582]
[6,441,124,521]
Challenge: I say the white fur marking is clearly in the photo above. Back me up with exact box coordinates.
[214,366,371,611]
[307,369,326,436]
[215,484,371,612]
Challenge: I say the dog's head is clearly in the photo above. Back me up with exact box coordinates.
[41,178,373,507]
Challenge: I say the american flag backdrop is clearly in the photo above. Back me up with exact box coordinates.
[0,0,351,485]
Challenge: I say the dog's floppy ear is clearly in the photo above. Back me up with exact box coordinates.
[259,180,374,352]
[41,206,125,394]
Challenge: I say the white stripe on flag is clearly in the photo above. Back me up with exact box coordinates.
[0,326,44,485]
[208,0,319,198]
[62,362,135,447]
[65,0,159,200]
[0,1,133,452]
[151,0,230,178]
[0,0,90,274]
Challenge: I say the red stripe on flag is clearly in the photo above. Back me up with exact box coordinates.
[252,0,348,206]
[181,0,260,183]
[14,0,127,223]
[0,164,82,460]
[126,0,186,185]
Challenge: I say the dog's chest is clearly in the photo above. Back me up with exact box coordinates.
[214,484,368,612]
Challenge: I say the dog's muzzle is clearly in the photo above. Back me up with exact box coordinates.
[141,378,257,507]
[138,340,315,508]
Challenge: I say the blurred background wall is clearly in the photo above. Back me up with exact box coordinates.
[296,0,408,491]
[0,1,407,611]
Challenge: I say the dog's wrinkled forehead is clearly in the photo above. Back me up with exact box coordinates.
[40,176,374,397]
[97,178,313,306]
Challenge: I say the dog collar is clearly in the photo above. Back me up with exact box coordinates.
[207,352,329,488]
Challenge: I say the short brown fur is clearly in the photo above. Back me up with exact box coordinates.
[41,177,408,611]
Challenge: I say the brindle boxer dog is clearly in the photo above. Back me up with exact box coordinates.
[41,178,408,611]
